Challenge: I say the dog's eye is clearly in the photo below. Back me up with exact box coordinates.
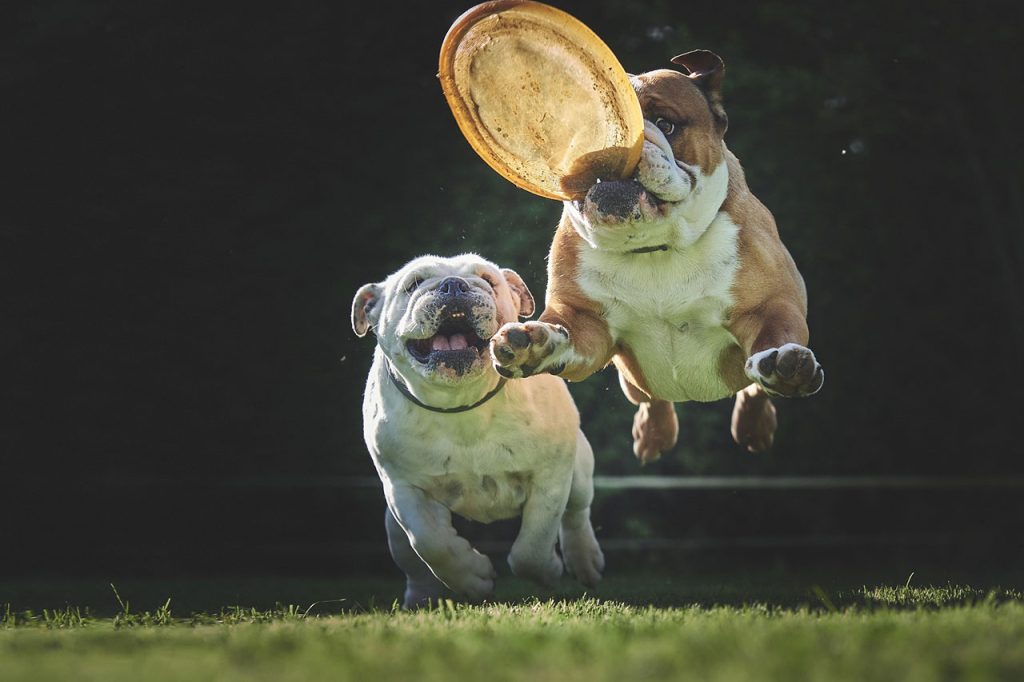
[655,117,676,136]
[479,274,498,290]
[404,276,423,294]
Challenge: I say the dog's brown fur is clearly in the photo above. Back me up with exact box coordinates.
[496,51,821,458]
[541,145,809,395]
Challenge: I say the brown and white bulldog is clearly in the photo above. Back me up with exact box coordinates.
[490,50,823,461]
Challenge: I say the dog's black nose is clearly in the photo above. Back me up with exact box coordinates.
[586,180,644,219]
[437,277,470,296]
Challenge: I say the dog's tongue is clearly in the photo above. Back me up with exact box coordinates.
[430,333,469,351]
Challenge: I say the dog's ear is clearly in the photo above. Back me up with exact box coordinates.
[351,283,383,337]
[670,49,725,93]
[670,50,727,128]
[501,268,535,318]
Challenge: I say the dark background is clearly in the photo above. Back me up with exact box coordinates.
[3,0,1023,578]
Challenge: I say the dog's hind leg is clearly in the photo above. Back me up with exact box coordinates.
[730,382,777,453]
[619,372,678,465]
[385,507,452,609]
[508,473,571,587]
[559,431,604,588]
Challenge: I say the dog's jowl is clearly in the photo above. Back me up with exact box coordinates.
[490,50,824,460]
[353,253,604,608]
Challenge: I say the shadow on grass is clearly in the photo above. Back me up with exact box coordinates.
[4,552,1024,619]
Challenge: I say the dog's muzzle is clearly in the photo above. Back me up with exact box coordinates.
[573,121,693,224]
[405,278,490,376]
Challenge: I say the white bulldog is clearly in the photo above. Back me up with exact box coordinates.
[352,253,604,608]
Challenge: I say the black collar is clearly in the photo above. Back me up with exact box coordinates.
[385,361,506,414]
[629,244,670,254]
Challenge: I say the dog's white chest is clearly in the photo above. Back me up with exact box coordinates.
[366,373,577,524]
[578,212,742,402]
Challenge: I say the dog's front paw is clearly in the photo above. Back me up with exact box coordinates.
[438,546,497,602]
[490,322,569,379]
[428,537,497,602]
[508,545,563,587]
[745,343,824,398]
[402,581,452,610]
[560,525,604,588]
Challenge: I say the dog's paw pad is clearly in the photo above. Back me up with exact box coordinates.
[490,322,567,378]
[745,343,823,397]
[506,328,531,349]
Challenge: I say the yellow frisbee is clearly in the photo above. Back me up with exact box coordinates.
[439,1,644,201]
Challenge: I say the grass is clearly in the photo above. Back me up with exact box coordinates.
[2,573,1024,681]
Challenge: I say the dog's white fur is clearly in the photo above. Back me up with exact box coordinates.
[576,207,741,403]
[507,128,743,402]
[354,254,603,608]
[567,125,740,401]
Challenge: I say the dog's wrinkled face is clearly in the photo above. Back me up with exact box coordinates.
[352,254,534,386]
[565,51,731,252]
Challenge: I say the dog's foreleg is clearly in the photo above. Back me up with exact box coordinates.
[724,300,820,451]
[385,484,496,602]
[384,507,451,609]
[729,301,823,398]
[491,304,614,381]
[558,431,604,587]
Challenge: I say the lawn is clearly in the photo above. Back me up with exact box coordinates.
[3,572,1024,681]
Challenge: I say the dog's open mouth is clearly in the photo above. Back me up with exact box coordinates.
[406,311,488,367]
